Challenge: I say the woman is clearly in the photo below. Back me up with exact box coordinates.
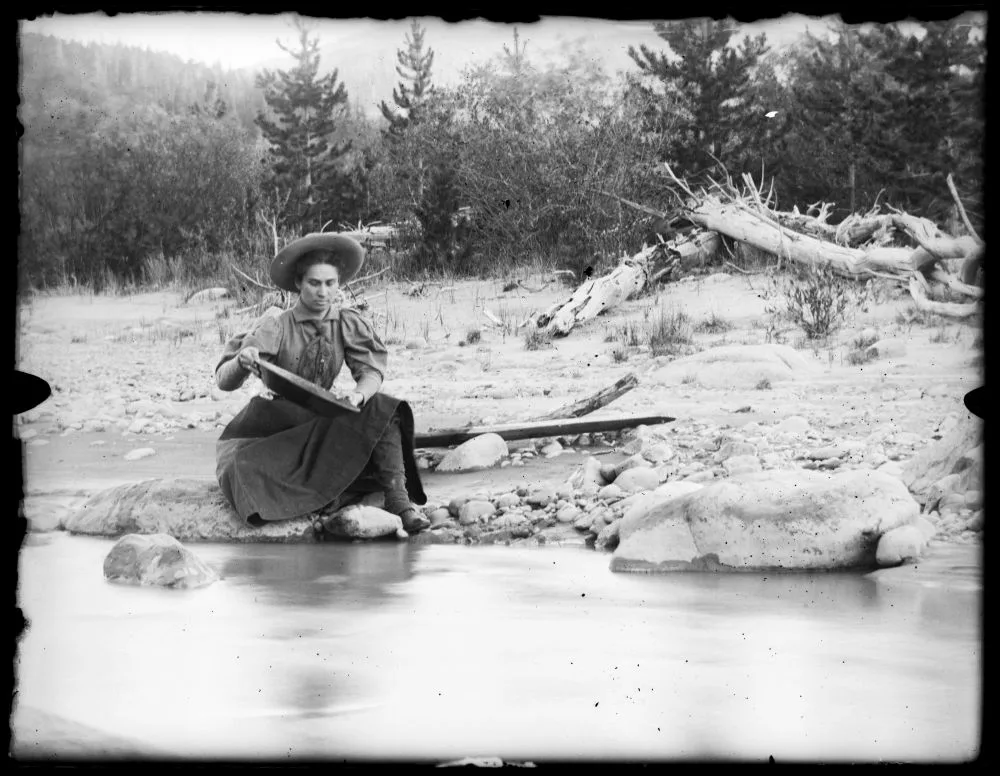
[213,233,430,535]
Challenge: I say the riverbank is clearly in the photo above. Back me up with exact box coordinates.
[18,272,983,549]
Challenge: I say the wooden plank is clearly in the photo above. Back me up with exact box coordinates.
[414,414,675,448]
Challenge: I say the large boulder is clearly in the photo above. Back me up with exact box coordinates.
[64,478,401,543]
[611,469,921,572]
[902,413,982,506]
[103,533,219,588]
[649,344,818,389]
[436,433,509,472]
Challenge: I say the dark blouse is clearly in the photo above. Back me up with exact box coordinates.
[214,301,387,402]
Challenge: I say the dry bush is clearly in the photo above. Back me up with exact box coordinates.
[523,326,553,351]
[694,311,733,334]
[644,307,693,356]
[771,264,873,340]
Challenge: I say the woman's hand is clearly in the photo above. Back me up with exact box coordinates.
[237,346,262,378]
[347,391,364,408]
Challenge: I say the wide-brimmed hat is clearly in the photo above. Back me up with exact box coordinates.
[270,233,365,292]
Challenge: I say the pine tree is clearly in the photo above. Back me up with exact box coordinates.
[255,19,352,230]
[379,19,435,139]
[627,20,774,182]
[878,20,985,223]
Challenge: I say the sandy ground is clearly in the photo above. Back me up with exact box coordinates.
[16,270,984,524]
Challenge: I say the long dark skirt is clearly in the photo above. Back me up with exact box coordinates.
[216,393,426,523]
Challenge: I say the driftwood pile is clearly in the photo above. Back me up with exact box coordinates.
[533,166,984,336]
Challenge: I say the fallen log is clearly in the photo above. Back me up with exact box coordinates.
[537,245,656,336]
[536,229,720,337]
[415,414,675,448]
[907,275,982,319]
[687,195,916,278]
[530,373,639,422]
[655,167,984,314]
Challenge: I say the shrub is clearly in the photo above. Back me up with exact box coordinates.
[777,264,869,339]
[694,311,734,334]
[607,319,643,347]
[846,348,878,366]
[852,330,879,350]
[465,327,482,345]
[523,326,553,351]
[755,377,772,390]
[645,307,692,356]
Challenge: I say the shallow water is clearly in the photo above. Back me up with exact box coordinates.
[14,534,981,763]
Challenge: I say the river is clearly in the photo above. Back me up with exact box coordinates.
[13,533,981,763]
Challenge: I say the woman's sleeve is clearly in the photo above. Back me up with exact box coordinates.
[214,314,284,391]
[340,308,387,402]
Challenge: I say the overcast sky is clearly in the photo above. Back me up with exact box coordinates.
[21,12,854,74]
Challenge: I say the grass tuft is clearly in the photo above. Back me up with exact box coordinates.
[644,307,692,356]
[523,327,553,351]
[694,311,733,334]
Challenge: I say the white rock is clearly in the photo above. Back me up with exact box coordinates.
[777,416,810,434]
[540,441,564,458]
[124,448,156,461]
[595,518,623,551]
[187,287,230,303]
[525,487,556,507]
[428,508,452,526]
[612,469,920,572]
[322,505,407,540]
[567,456,607,490]
[650,344,818,389]
[458,500,496,525]
[104,533,218,588]
[642,443,676,464]
[496,492,521,509]
[437,433,509,473]
[714,440,757,463]
[723,455,762,476]
[127,418,150,434]
[613,467,661,493]
[875,524,929,566]
[597,484,625,502]
[556,505,582,523]
[18,429,38,440]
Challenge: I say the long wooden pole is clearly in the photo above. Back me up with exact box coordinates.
[414,414,675,448]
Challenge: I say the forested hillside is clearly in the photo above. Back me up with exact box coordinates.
[17,18,985,291]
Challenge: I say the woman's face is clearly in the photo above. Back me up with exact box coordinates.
[296,262,340,313]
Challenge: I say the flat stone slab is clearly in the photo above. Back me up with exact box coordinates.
[65,478,320,543]
[611,468,922,572]
[649,344,818,389]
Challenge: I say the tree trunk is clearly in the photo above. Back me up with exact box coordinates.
[686,196,916,278]
[536,230,719,336]
[537,245,655,336]
[908,275,982,319]
[683,196,983,318]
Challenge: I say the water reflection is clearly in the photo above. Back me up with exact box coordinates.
[220,541,420,608]
[14,536,981,762]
